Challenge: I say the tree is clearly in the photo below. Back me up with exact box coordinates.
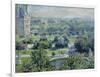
[53,36,69,49]
[31,42,53,72]
[33,40,50,49]
[23,38,33,44]
[33,41,39,49]
[88,37,94,54]
[22,62,32,72]
[52,52,56,56]
[16,40,25,50]
[74,36,89,53]
[61,56,94,70]
[53,36,58,42]
[63,35,69,47]
[40,40,50,49]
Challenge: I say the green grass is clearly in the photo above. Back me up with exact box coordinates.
[16,50,32,55]
[46,48,68,55]
[21,57,31,64]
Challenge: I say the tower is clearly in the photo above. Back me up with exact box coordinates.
[16,4,30,37]
[24,15,31,37]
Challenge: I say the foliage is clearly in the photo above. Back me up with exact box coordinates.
[51,52,56,56]
[61,56,94,70]
[22,61,32,72]
[16,40,25,50]
[40,40,50,49]
[53,36,69,49]
[31,43,53,72]
[88,37,94,53]
[74,36,89,53]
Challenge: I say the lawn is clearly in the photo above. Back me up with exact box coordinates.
[16,50,32,55]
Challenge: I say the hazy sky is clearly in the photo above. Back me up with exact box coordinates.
[27,5,94,19]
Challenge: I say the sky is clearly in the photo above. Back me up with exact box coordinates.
[26,5,94,19]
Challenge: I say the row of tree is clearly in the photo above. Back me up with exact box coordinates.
[74,36,94,54]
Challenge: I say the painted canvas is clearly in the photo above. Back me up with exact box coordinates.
[15,4,94,73]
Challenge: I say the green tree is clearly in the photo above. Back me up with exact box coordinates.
[40,40,50,49]
[31,42,53,72]
[74,36,89,53]
[22,62,32,72]
[61,56,94,70]
[52,52,56,56]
